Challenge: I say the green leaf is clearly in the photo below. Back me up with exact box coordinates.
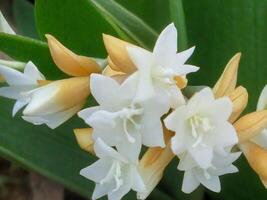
[35,0,118,57]
[169,0,188,50]
[89,0,158,49]
[0,33,63,79]
[12,0,38,38]
[183,0,267,199]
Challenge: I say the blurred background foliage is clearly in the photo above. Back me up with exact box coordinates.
[0,0,267,199]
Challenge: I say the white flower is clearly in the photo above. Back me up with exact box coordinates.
[180,151,241,193]
[126,23,198,108]
[79,74,169,161]
[80,138,145,200]
[22,76,90,129]
[0,61,45,116]
[164,87,238,169]
[0,11,15,34]
[253,85,267,148]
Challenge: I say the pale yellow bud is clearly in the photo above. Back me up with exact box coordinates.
[46,34,101,76]
[240,141,267,188]
[228,86,248,123]
[103,34,136,74]
[138,130,174,200]
[213,53,241,98]
[234,110,267,143]
[73,128,94,154]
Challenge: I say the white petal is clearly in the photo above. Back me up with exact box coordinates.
[22,83,60,115]
[80,159,112,182]
[24,61,45,80]
[126,47,154,102]
[173,64,199,76]
[116,133,142,163]
[94,139,126,162]
[178,153,197,171]
[187,87,214,114]
[153,23,177,63]
[189,145,213,169]
[12,99,29,116]
[90,74,120,109]
[170,46,196,67]
[164,105,187,131]
[22,103,82,129]
[0,64,36,85]
[131,166,145,192]
[211,165,239,176]
[108,166,132,200]
[140,118,165,148]
[171,132,186,156]
[204,97,233,121]
[168,85,186,109]
[0,11,15,34]
[212,152,241,168]
[257,85,267,111]
[182,170,200,194]
[92,184,110,200]
[211,121,238,148]
[194,170,221,192]
[78,106,100,122]
[0,86,34,99]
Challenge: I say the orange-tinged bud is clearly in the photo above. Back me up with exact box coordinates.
[228,86,248,123]
[213,53,241,98]
[46,34,101,76]
[138,130,174,199]
[234,110,267,143]
[74,128,94,154]
[103,34,136,74]
[174,76,188,89]
[240,141,267,188]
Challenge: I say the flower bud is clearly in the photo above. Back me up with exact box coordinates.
[46,34,101,76]
[73,128,94,154]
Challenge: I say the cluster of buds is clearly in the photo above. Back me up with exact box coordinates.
[1,11,267,200]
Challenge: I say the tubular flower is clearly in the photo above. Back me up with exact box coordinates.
[22,76,90,129]
[78,73,169,162]
[126,23,199,107]
[0,11,15,34]
[164,87,240,192]
[0,61,45,116]
[80,139,145,200]
[137,53,245,195]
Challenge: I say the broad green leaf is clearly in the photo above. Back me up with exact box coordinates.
[0,33,63,79]
[116,0,170,33]
[169,0,188,50]
[35,0,117,57]
[12,0,38,38]
[183,0,267,199]
[89,0,158,49]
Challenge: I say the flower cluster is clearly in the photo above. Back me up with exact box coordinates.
[1,12,267,200]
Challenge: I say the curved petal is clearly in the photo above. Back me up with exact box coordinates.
[90,74,120,109]
[189,145,213,169]
[12,99,29,116]
[257,85,267,111]
[24,61,45,81]
[182,170,200,194]
[194,170,221,192]
[153,23,177,65]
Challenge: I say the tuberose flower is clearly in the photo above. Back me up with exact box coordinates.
[126,23,199,107]
[79,73,169,161]
[22,76,90,129]
[164,87,238,168]
[0,61,45,116]
[80,138,145,200]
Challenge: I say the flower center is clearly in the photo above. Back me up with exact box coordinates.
[118,105,143,143]
[152,66,176,86]
[100,161,123,192]
[188,115,214,148]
